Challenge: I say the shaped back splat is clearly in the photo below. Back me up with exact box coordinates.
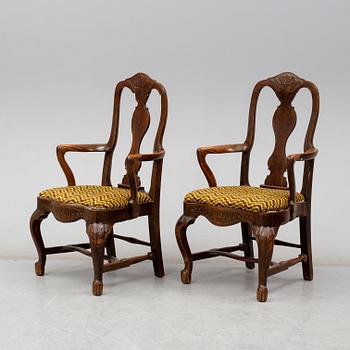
[120,73,153,187]
[243,72,319,189]
[263,73,305,187]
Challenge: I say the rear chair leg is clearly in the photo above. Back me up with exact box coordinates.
[87,223,112,296]
[148,211,165,278]
[105,227,116,262]
[241,222,255,269]
[175,215,197,284]
[252,226,278,302]
[30,209,49,276]
[299,214,313,280]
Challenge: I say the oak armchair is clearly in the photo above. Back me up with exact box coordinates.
[30,73,168,296]
[176,72,319,302]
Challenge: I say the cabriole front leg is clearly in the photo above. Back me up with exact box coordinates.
[87,222,112,296]
[30,209,50,276]
[252,225,278,302]
[175,215,197,284]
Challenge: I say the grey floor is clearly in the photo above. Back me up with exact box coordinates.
[1,259,349,350]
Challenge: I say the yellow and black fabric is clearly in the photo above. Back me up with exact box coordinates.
[184,186,304,213]
[39,185,152,210]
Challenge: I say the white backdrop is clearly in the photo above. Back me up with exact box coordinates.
[1,0,349,265]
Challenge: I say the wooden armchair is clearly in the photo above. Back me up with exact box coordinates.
[30,73,168,296]
[175,72,319,302]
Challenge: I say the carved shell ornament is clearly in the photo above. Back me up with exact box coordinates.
[129,73,154,103]
[267,72,305,101]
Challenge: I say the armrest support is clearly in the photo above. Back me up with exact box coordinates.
[197,143,248,187]
[287,148,318,209]
[56,143,109,186]
[125,150,165,217]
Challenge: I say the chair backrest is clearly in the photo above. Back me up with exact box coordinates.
[242,72,319,191]
[101,73,168,193]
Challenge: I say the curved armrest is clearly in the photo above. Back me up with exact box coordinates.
[287,148,318,209]
[57,143,108,153]
[126,150,165,162]
[56,143,109,186]
[125,150,165,217]
[197,143,248,187]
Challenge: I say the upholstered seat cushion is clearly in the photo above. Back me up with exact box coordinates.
[39,185,152,210]
[184,186,304,213]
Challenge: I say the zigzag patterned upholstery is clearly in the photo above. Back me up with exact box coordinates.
[184,186,304,213]
[39,185,152,210]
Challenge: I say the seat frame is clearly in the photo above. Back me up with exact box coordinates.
[175,72,319,302]
[30,72,168,296]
